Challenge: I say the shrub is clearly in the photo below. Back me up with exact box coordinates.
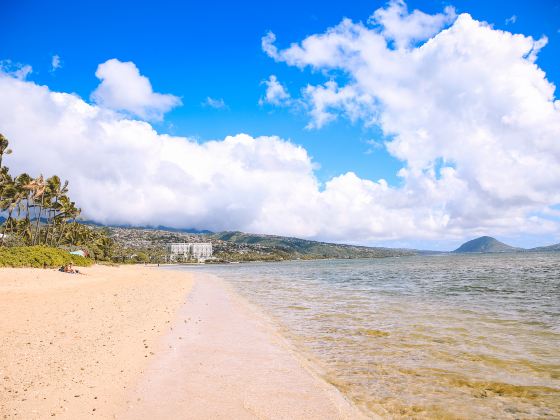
[0,246,93,268]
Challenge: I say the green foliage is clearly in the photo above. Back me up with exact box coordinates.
[132,251,149,263]
[0,246,93,268]
[0,134,117,262]
[214,250,290,262]
[0,134,82,247]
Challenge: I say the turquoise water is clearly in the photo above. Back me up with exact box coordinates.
[176,253,560,418]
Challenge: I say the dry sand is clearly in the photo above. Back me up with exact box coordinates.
[1,265,367,419]
[0,265,194,419]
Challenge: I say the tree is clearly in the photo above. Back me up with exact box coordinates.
[0,134,116,259]
[44,175,69,246]
[0,133,12,169]
[0,175,17,246]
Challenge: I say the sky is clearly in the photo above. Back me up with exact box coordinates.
[1,0,559,250]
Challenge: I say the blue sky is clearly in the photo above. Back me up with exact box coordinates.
[1,0,560,249]
[3,0,558,185]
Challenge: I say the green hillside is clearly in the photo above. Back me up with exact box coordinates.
[208,231,415,259]
[453,236,520,253]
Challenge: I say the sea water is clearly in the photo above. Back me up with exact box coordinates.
[177,253,560,418]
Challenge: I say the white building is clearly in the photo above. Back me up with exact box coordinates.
[166,242,213,262]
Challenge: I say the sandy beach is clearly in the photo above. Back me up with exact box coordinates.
[0,265,365,419]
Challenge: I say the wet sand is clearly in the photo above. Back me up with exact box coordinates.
[0,265,366,419]
[123,273,365,419]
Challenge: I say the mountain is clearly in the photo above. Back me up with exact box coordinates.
[529,243,560,252]
[103,226,419,261]
[208,231,416,259]
[453,236,521,253]
[81,220,212,234]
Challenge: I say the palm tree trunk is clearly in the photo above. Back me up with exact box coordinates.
[56,220,68,246]
[25,199,32,245]
[34,196,44,245]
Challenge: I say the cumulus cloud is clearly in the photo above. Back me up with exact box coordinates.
[0,61,557,246]
[91,58,181,121]
[261,1,560,240]
[369,0,456,48]
[0,69,319,237]
[259,75,291,106]
[203,97,227,109]
[303,81,375,128]
[51,55,61,72]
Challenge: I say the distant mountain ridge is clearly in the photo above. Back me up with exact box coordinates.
[81,220,212,234]
[454,236,560,253]
[208,231,417,259]
[454,236,520,253]
[74,221,560,256]
[100,227,420,261]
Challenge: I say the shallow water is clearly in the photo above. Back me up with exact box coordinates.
[175,253,560,418]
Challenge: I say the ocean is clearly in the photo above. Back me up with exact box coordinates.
[176,253,560,418]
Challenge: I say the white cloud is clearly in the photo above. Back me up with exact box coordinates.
[303,81,375,128]
[259,75,291,106]
[0,61,557,246]
[505,15,517,25]
[203,97,227,109]
[260,2,560,241]
[369,0,456,49]
[51,55,61,72]
[90,58,181,121]
[0,69,319,237]
[261,31,279,60]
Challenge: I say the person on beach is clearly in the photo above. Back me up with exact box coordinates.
[59,264,81,274]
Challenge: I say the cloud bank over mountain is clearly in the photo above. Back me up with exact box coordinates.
[1,1,559,246]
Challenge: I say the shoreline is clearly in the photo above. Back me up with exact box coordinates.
[122,271,367,419]
[0,265,367,419]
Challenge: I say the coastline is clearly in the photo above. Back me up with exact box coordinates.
[0,265,367,419]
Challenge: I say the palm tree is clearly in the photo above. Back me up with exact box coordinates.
[25,175,47,245]
[0,134,12,169]
[0,175,17,246]
[0,135,117,260]
[13,173,32,243]
[55,197,80,246]
[44,175,69,245]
